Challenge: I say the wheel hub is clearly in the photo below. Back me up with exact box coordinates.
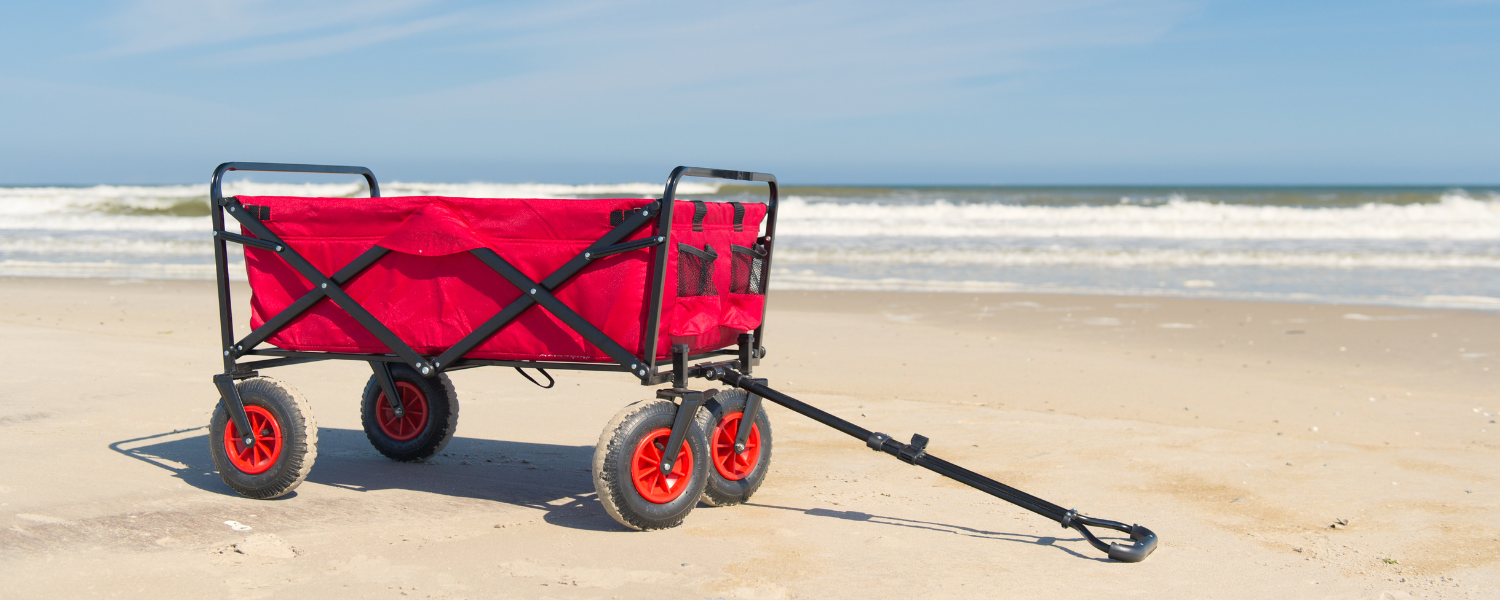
[630,428,693,503]
[710,413,761,481]
[223,405,284,475]
[376,381,429,441]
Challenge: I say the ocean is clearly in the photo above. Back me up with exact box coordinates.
[3,181,1499,310]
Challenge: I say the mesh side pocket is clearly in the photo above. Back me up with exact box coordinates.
[730,244,767,295]
[677,243,718,297]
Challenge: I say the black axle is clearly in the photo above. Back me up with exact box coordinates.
[703,366,1158,563]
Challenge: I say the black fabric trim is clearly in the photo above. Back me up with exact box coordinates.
[730,244,766,257]
[677,242,717,260]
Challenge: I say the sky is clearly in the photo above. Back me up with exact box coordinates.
[0,0,1496,185]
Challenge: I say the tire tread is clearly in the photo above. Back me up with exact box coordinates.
[209,376,317,499]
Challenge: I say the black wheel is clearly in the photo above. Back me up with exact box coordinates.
[208,377,318,499]
[592,399,709,531]
[696,390,773,507]
[360,365,458,462]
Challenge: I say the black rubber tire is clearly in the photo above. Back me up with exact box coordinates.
[360,365,459,462]
[696,389,773,507]
[208,377,318,499]
[592,399,709,531]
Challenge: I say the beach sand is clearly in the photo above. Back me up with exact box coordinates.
[1,277,1496,598]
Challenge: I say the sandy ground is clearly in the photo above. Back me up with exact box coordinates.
[1,277,1497,599]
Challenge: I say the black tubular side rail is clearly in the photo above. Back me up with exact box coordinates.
[208,162,777,444]
[703,366,1159,563]
[644,167,778,383]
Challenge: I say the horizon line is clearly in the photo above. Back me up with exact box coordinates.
[2,181,1499,189]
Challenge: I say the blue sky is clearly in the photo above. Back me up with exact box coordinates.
[0,0,1496,185]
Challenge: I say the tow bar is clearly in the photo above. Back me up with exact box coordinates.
[704,366,1158,562]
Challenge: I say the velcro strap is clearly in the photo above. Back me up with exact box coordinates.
[691,201,707,231]
[243,205,271,220]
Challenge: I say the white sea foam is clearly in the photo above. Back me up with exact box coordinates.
[0,214,209,232]
[0,237,210,256]
[381,181,722,197]
[0,184,204,216]
[0,260,239,280]
[774,248,1500,269]
[0,180,717,212]
[0,180,721,231]
[765,272,1500,310]
[6,184,1495,240]
[776,192,1500,240]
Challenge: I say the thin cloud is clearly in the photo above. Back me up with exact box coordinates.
[207,12,472,64]
[92,0,442,57]
[374,0,1193,119]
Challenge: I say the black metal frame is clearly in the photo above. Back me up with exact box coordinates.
[209,162,778,444]
[207,161,1157,562]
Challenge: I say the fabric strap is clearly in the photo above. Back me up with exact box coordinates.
[729,202,745,232]
[691,201,707,231]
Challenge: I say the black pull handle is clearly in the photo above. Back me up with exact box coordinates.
[1063,512,1159,563]
[1106,524,1158,563]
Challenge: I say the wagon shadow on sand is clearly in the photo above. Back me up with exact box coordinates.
[755,504,1103,561]
[109,426,619,531]
[111,427,1106,559]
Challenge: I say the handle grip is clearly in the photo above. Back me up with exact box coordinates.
[1066,512,1159,563]
[1106,524,1158,563]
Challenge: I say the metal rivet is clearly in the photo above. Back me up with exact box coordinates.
[275,246,282,252]
[529,288,536,294]
[235,345,242,350]
[321,283,327,288]
[642,211,650,216]
[224,350,230,356]
[228,207,235,212]
[630,363,637,369]
[421,366,430,374]
[584,252,591,259]
[638,370,646,376]
[657,236,665,242]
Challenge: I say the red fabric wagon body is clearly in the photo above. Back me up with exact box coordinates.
[237,196,767,362]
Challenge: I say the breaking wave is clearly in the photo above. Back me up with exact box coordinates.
[775,192,1500,240]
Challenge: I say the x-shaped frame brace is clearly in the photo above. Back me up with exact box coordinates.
[220,196,667,383]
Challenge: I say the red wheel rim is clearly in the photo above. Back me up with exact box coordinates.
[376,381,429,441]
[630,428,694,503]
[710,412,761,481]
[223,405,283,475]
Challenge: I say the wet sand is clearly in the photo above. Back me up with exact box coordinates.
[1,278,1497,599]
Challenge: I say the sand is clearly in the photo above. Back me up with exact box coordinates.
[1,277,1497,599]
